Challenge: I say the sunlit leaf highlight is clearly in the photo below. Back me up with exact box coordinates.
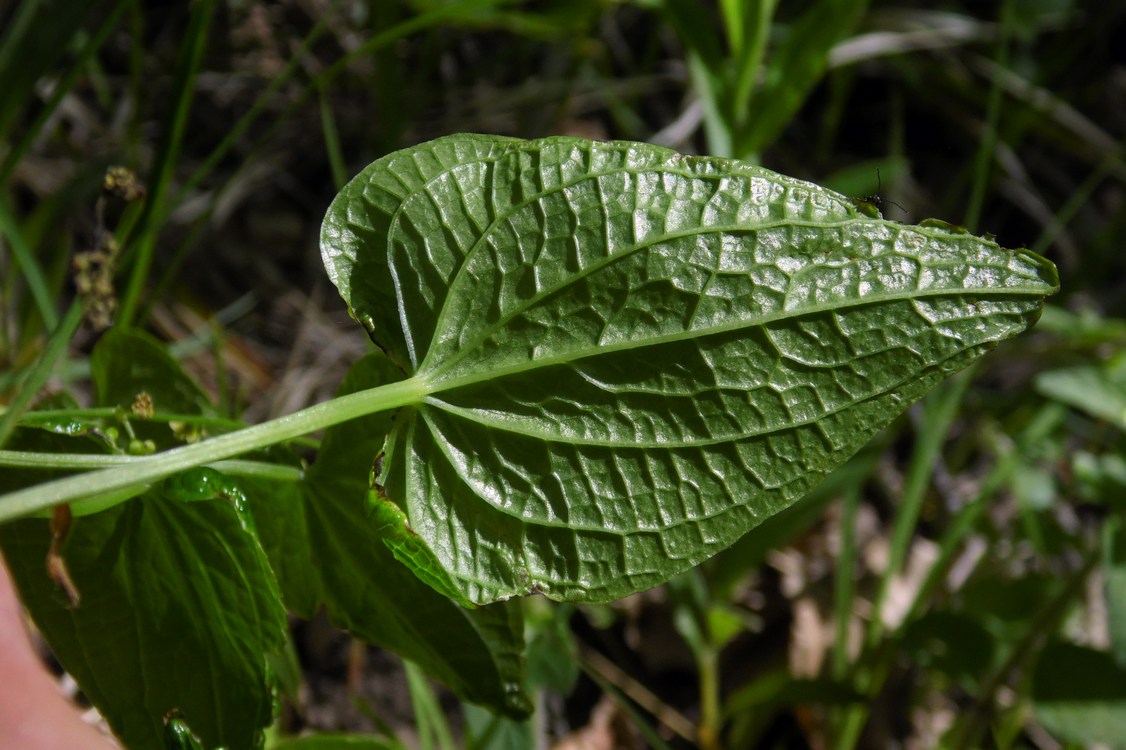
[323,134,1058,604]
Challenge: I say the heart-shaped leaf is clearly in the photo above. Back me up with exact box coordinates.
[0,330,287,750]
[322,134,1058,604]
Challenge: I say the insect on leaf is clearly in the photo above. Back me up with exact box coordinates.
[322,134,1059,605]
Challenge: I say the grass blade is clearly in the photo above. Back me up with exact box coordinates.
[0,302,82,449]
[0,194,58,328]
[116,0,216,326]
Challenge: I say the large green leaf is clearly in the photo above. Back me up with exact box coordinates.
[0,330,287,750]
[0,498,286,750]
[90,327,218,452]
[322,134,1058,605]
[91,328,214,416]
[245,352,529,717]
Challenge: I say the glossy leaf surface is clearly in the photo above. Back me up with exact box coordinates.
[0,330,286,750]
[245,352,529,716]
[1,499,285,750]
[323,134,1058,604]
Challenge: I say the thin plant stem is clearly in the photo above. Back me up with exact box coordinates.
[1032,142,1125,256]
[0,0,45,77]
[719,0,745,54]
[580,647,684,749]
[141,1,454,318]
[319,87,349,191]
[832,487,860,681]
[124,0,144,160]
[404,661,457,750]
[833,453,1016,749]
[698,641,721,750]
[0,450,300,480]
[14,407,246,430]
[867,366,975,649]
[730,0,776,143]
[164,0,477,223]
[170,1,340,207]
[0,375,427,522]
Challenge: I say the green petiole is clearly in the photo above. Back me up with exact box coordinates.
[0,375,427,523]
[0,451,301,480]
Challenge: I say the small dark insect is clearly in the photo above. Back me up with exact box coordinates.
[850,169,906,219]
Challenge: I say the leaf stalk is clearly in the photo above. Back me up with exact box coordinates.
[0,376,426,523]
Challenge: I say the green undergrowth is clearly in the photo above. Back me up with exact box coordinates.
[1,2,1123,749]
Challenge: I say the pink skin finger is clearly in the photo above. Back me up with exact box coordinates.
[0,556,117,749]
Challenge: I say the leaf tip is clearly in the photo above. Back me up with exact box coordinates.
[1014,247,1060,296]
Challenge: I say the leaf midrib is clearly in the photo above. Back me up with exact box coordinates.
[419,285,1043,395]
[423,331,999,449]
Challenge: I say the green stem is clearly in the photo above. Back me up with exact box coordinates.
[0,450,301,480]
[170,0,466,211]
[1031,142,1124,256]
[319,86,348,190]
[7,405,322,450]
[832,487,860,681]
[833,454,1015,749]
[579,651,682,749]
[0,375,427,523]
[170,3,337,208]
[405,660,457,750]
[14,406,248,431]
[866,367,973,649]
[833,407,1062,749]
[719,0,745,54]
[697,644,722,750]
